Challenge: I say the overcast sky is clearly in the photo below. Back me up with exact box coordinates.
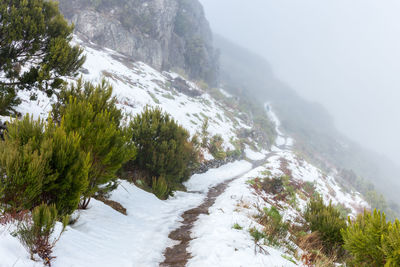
[200,0,400,166]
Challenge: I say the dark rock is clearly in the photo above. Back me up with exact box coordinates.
[171,77,202,97]
[58,0,219,85]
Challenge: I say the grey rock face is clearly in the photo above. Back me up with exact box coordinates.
[59,0,218,85]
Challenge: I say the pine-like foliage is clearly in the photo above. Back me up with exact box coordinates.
[0,0,85,115]
[209,134,226,160]
[382,220,400,267]
[304,195,347,256]
[41,122,90,215]
[151,176,169,200]
[0,116,46,209]
[17,203,69,265]
[342,209,400,266]
[0,115,90,214]
[52,79,136,207]
[129,106,198,189]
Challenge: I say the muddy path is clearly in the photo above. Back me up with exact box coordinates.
[160,153,276,267]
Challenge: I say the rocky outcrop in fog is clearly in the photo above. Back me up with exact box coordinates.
[59,0,218,85]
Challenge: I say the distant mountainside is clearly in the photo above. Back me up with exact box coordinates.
[58,0,219,86]
[214,34,400,214]
[57,0,400,213]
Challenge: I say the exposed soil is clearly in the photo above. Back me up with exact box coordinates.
[95,196,127,215]
[160,154,275,267]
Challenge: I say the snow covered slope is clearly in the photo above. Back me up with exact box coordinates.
[13,38,253,157]
[186,111,369,267]
[0,39,369,267]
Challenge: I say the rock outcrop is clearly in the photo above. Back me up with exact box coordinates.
[59,0,218,85]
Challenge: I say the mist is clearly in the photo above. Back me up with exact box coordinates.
[200,0,400,167]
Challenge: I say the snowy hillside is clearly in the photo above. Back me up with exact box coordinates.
[0,39,369,267]
[11,38,254,159]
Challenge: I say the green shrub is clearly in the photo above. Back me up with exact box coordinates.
[17,204,69,265]
[152,176,169,200]
[342,209,400,266]
[258,206,288,247]
[304,195,347,256]
[53,79,136,208]
[382,220,400,266]
[0,115,90,214]
[233,223,243,230]
[129,106,198,190]
[0,116,47,210]
[209,134,226,160]
[0,0,85,115]
[41,121,90,215]
[200,118,209,148]
[261,177,284,194]
[249,227,266,243]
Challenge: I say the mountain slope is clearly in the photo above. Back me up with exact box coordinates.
[0,40,368,267]
[214,34,400,212]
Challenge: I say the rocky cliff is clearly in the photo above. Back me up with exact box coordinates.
[59,0,218,85]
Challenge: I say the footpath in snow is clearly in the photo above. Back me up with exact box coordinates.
[0,161,253,267]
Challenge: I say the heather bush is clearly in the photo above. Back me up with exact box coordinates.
[342,209,400,266]
[152,176,169,200]
[17,204,69,265]
[257,206,288,247]
[0,115,90,214]
[129,106,199,192]
[209,134,226,160]
[53,79,136,208]
[304,195,347,256]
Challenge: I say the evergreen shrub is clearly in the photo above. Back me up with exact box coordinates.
[129,106,199,193]
[52,79,136,208]
[0,115,90,214]
[304,195,347,256]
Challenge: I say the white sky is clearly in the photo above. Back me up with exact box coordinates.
[200,0,400,166]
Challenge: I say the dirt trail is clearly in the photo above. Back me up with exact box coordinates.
[160,154,276,267]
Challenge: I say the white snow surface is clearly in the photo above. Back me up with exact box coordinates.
[244,146,266,161]
[0,162,252,267]
[188,166,298,267]
[185,160,252,193]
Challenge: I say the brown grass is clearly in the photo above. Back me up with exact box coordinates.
[0,209,30,225]
[297,232,337,267]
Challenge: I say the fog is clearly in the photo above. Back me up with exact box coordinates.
[200,0,400,167]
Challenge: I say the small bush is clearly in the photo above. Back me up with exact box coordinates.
[53,79,136,208]
[152,176,170,200]
[342,209,400,267]
[129,106,199,191]
[200,118,209,148]
[17,204,68,266]
[0,115,90,215]
[209,134,226,160]
[249,227,268,254]
[261,177,284,194]
[304,195,347,257]
[257,206,288,247]
[233,223,243,230]
[382,220,400,267]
